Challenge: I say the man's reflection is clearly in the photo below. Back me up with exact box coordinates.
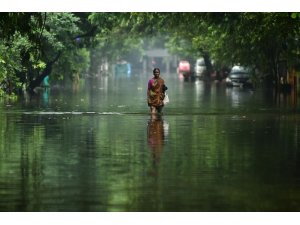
[147,114,168,169]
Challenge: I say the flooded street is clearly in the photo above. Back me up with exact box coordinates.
[1,73,300,211]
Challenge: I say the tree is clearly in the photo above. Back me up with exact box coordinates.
[124,12,300,86]
[2,12,300,97]
[0,12,96,96]
[0,13,44,97]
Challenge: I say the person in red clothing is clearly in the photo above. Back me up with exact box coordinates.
[147,68,168,114]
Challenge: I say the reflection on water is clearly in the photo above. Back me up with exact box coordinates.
[147,114,169,176]
[148,114,165,163]
[1,74,300,212]
[42,88,50,107]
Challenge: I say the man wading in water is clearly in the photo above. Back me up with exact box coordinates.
[147,68,168,114]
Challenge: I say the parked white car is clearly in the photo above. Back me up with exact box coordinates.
[194,58,207,78]
[226,65,253,87]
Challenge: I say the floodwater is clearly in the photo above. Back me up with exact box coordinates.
[1,73,300,212]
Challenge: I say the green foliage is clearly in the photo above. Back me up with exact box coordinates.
[38,13,91,81]
[124,12,300,82]
[0,12,95,96]
[52,48,90,81]
[1,12,300,96]
[40,13,80,53]
[0,31,33,97]
[89,13,144,62]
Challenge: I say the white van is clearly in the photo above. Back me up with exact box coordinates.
[194,58,207,78]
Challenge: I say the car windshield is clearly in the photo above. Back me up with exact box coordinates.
[230,66,250,74]
[198,61,205,66]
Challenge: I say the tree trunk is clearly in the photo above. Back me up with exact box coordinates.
[203,52,213,81]
[27,52,61,94]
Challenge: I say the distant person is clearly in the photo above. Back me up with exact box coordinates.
[147,68,168,114]
[42,75,49,88]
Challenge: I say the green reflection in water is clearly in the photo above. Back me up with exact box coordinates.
[1,76,300,211]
